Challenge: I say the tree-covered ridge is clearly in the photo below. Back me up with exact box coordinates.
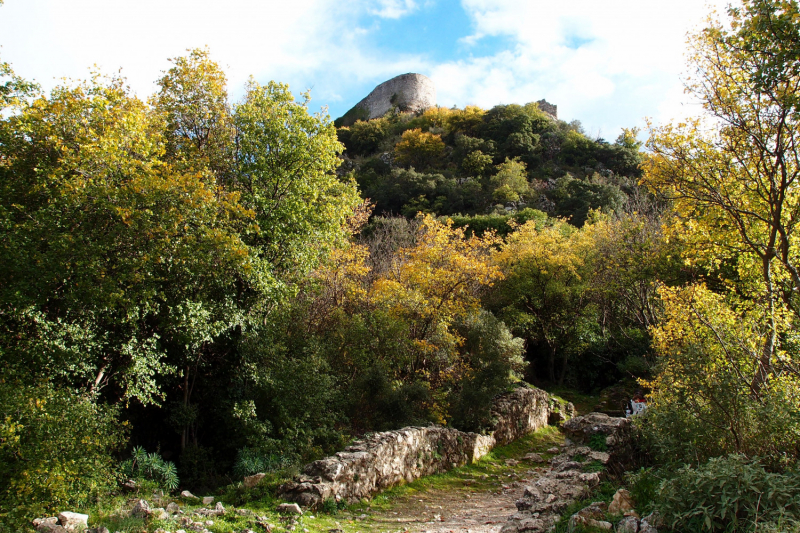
[337,101,643,226]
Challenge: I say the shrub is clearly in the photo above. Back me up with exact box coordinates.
[658,455,800,532]
[120,446,179,491]
[0,381,125,530]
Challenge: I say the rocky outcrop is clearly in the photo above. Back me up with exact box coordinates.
[336,73,436,126]
[535,99,558,119]
[278,386,566,509]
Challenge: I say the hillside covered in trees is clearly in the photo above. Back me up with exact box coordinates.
[2,1,800,532]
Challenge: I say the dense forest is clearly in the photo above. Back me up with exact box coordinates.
[2,1,800,532]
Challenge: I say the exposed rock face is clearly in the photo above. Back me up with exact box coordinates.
[279,386,565,508]
[337,73,436,126]
[535,99,558,119]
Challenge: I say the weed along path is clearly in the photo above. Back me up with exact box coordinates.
[332,427,564,533]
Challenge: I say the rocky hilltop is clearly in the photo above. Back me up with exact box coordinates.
[336,73,437,127]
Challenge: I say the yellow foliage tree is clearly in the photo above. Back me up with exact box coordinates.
[394,128,446,169]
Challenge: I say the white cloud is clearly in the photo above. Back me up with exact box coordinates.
[432,0,731,137]
[368,0,419,19]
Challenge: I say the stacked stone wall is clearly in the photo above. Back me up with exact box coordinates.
[278,386,563,508]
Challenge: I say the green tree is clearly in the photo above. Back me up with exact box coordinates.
[232,79,360,278]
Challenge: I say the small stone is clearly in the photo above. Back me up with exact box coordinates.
[202,496,214,505]
[97,527,110,533]
[244,472,266,488]
[181,490,197,499]
[546,447,559,453]
[121,479,137,492]
[167,502,180,514]
[214,502,225,514]
[33,517,58,527]
[151,508,169,520]
[205,521,214,526]
[523,453,544,462]
[608,488,635,516]
[277,503,303,515]
[505,459,519,466]
[130,499,151,519]
[57,512,89,532]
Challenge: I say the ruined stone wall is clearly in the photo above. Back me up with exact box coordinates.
[536,99,558,119]
[278,386,562,508]
[337,73,436,126]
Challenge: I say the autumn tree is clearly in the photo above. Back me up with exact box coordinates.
[643,0,800,389]
[641,0,800,466]
[154,47,234,181]
[394,128,446,169]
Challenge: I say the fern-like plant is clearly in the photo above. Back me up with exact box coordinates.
[120,446,180,491]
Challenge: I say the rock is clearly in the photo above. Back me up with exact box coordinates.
[639,521,659,533]
[151,507,169,520]
[643,511,663,527]
[562,413,631,445]
[167,502,180,514]
[33,518,66,533]
[523,453,544,462]
[181,490,197,499]
[336,74,436,126]
[546,447,560,454]
[244,473,266,488]
[214,502,226,515]
[202,496,214,505]
[121,479,137,492]
[608,488,635,516]
[57,512,89,532]
[130,499,151,519]
[97,527,110,533]
[505,459,519,466]
[277,503,303,515]
[617,516,640,533]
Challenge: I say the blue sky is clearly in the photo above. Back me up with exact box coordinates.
[0,0,727,138]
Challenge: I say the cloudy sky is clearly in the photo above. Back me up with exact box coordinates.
[0,0,728,139]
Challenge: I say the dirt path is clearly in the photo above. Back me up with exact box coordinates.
[337,428,565,533]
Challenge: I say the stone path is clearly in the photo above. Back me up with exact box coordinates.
[331,426,594,533]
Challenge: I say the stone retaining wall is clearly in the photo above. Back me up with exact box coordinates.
[278,386,564,508]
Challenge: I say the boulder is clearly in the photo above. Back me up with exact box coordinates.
[608,488,635,516]
[244,473,266,488]
[33,518,66,533]
[277,503,303,515]
[617,516,640,533]
[57,512,89,532]
[180,490,197,499]
[130,499,151,519]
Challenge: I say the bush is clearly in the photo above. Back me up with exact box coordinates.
[120,446,179,491]
[0,382,125,530]
[658,455,800,532]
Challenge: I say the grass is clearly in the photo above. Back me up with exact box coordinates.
[542,386,600,416]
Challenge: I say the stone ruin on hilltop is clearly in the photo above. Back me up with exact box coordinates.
[335,73,557,126]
